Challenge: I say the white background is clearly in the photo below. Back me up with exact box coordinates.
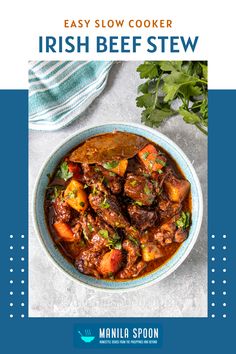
[0,0,235,88]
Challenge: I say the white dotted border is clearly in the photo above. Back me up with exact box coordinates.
[211,234,227,319]
[9,234,26,319]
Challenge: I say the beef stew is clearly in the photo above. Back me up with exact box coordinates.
[45,131,191,280]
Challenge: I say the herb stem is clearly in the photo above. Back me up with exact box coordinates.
[152,76,162,110]
[180,95,188,110]
[195,123,208,135]
[198,79,208,85]
[191,102,202,109]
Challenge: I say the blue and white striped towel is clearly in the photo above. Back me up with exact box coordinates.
[29,61,112,131]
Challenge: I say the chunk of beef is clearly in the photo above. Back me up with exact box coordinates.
[153,219,177,246]
[79,213,97,241]
[174,228,188,243]
[53,197,71,223]
[117,239,143,279]
[124,174,156,206]
[71,221,82,241]
[96,165,122,194]
[79,213,119,252]
[127,204,158,231]
[124,226,142,248]
[75,248,102,278]
[126,157,147,176]
[158,199,182,221]
[122,239,139,268]
[164,174,190,202]
[82,163,122,194]
[118,260,146,279]
[82,163,101,185]
[62,239,84,258]
[89,183,129,229]
[150,168,172,194]
[90,217,120,251]
[152,214,188,246]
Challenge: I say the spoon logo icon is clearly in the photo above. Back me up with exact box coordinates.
[77,330,95,343]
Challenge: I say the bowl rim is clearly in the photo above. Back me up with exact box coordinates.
[33,121,203,292]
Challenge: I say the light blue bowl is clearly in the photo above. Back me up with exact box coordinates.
[80,336,95,343]
[33,122,203,291]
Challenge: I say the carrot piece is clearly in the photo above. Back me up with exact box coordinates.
[98,249,123,276]
[110,159,128,176]
[67,162,81,180]
[138,144,167,172]
[53,222,75,242]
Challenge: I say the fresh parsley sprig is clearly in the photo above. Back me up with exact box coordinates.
[99,229,122,250]
[176,211,191,229]
[136,61,208,135]
[56,161,73,181]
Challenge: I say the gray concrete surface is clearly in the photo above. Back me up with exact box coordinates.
[29,61,207,317]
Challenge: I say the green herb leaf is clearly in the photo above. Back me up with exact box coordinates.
[47,185,65,202]
[56,161,73,181]
[100,197,110,209]
[114,241,122,250]
[200,63,208,80]
[109,172,116,177]
[136,93,155,108]
[142,108,174,127]
[103,161,119,170]
[138,82,149,94]
[82,228,88,241]
[179,84,202,99]
[99,229,109,239]
[94,166,101,173]
[134,201,143,206]
[159,61,183,72]
[53,187,62,199]
[87,223,93,233]
[92,186,98,195]
[155,158,166,167]
[143,173,150,178]
[176,211,191,229]
[99,229,122,250]
[142,152,150,160]
[130,180,138,187]
[128,235,139,246]
[151,180,159,188]
[179,107,201,124]
[66,188,78,199]
[137,62,158,79]
[144,184,151,195]
[79,240,86,247]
